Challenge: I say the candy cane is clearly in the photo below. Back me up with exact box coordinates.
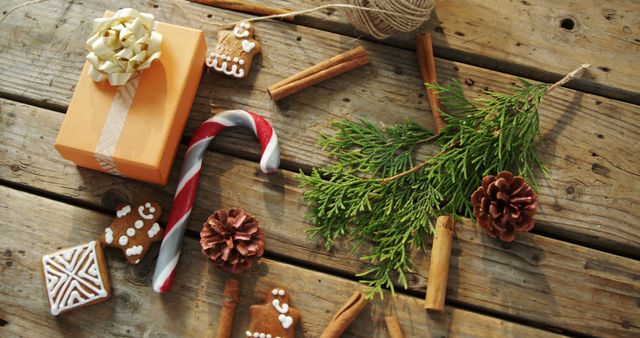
[152,109,279,293]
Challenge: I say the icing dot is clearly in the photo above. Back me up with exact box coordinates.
[233,57,239,62]
[272,289,278,295]
[119,236,128,246]
[260,334,266,338]
[266,335,272,338]
[226,56,231,61]
[253,333,259,338]
[220,54,226,59]
[246,332,252,337]
[239,59,245,65]
[242,22,250,29]
[149,207,155,213]
[145,202,151,208]
[278,289,285,296]
[135,220,144,229]
[127,228,135,237]
[135,259,140,264]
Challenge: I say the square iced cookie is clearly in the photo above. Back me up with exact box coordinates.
[41,241,111,315]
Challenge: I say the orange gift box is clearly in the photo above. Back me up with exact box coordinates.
[55,14,206,185]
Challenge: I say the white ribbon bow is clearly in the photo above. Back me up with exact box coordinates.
[86,8,163,86]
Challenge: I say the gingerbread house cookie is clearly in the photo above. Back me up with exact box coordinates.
[246,287,300,338]
[100,202,163,264]
[41,241,111,315]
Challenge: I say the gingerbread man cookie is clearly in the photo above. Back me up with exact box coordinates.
[206,21,261,79]
[246,287,300,338]
[100,202,164,264]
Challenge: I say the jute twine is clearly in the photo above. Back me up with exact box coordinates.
[342,0,435,39]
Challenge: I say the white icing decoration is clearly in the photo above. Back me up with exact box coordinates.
[278,314,293,329]
[135,259,140,264]
[233,25,250,38]
[239,59,245,65]
[272,299,289,314]
[241,22,251,29]
[278,289,285,296]
[145,202,151,208]
[148,223,161,238]
[149,207,155,213]
[226,56,231,61]
[271,289,278,295]
[134,220,144,229]
[119,236,128,246]
[42,241,108,316]
[233,57,239,62]
[126,245,143,256]
[211,58,245,78]
[242,40,256,53]
[116,205,131,218]
[126,228,135,237]
[104,228,113,244]
[246,333,274,338]
[138,205,154,220]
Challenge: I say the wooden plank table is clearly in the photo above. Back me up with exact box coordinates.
[0,1,638,337]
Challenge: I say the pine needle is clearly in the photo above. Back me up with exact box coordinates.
[298,72,583,298]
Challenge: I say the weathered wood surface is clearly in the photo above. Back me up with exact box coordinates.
[0,0,638,256]
[260,0,640,103]
[0,186,561,338]
[2,99,639,337]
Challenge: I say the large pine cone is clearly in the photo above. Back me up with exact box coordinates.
[471,171,538,242]
[200,208,265,273]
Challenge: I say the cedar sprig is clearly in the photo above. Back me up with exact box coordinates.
[298,66,588,298]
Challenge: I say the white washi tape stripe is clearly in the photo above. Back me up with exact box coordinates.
[94,76,140,175]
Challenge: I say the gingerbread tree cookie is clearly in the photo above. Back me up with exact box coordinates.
[41,241,111,315]
[206,21,261,79]
[100,202,163,264]
[246,287,300,338]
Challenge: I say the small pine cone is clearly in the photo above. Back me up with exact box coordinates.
[471,171,538,242]
[200,208,265,273]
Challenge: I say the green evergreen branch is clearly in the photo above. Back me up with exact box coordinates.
[298,65,589,298]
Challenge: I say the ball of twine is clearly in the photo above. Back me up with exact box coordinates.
[342,0,435,39]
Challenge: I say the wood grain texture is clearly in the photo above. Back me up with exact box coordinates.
[0,186,561,338]
[0,0,637,256]
[1,99,639,337]
[240,0,640,103]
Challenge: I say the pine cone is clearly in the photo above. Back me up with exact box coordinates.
[471,171,538,242]
[200,208,265,273]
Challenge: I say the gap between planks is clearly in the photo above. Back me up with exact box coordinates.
[0,186,570,335]
[1,99,639,336]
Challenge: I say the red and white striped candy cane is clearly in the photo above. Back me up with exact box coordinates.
[152,109,279,293]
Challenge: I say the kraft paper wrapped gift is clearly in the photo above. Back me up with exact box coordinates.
[55,12,206,185]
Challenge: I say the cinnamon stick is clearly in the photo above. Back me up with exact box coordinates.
[320,291,368,338]
[385,316,405,338]
[215,278,240,338]
[189,0,294,21]
[268,46,369,101]
[425,215,455,311]
[416,32,445,134]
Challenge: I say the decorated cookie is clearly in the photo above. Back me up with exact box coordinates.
[206,21,261,79]
[246,287,300,338]
[100,202,163,264]
[41,241,111,315]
